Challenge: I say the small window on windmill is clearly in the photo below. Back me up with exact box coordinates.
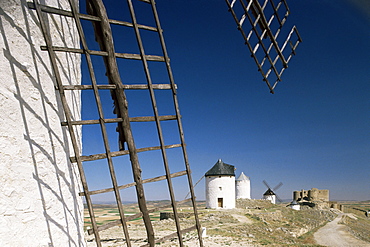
[225,0,302,93]
[219,186,222,191]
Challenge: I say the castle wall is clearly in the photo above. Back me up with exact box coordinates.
[309,188,329,201]
[293,188,329,202]
[293,191,300,201]
[0,1,83,246]
[206,176,235,209]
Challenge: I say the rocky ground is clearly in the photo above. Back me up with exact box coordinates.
[85,199,370,246]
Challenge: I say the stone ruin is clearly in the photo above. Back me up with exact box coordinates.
[293,188,330,209]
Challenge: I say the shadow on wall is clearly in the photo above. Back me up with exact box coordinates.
[0,1,83,246]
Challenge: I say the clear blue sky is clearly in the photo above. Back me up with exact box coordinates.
[81,0,370,202]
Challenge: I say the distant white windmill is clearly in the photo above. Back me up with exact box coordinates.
[236,172,251,199]
[262,180,283,204]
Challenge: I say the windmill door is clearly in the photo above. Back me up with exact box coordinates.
[218,198,223,208]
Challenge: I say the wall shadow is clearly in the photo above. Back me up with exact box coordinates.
[0,1,83,246]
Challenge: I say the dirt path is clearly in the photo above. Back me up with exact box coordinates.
[230,214,253,224]
[314,214,370,247]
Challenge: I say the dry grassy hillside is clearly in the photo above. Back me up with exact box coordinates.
[197,199,336,246]
[85,199,370,246]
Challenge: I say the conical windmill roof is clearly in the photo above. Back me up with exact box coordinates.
[236,172,250,181]
[205,159,235,176]
[263,188,276,196]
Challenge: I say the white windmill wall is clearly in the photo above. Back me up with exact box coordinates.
[0,1,84,246]
[264,195,276,204]
[235,177,251,199]
[290,204,300,210]
[206,176,235,209]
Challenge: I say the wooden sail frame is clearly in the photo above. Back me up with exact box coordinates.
[29,0,203,246]
[225,0,302,93]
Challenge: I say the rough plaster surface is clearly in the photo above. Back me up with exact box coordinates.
[264,195,276,204]
[0,1,84,246]
[206,176,236,209]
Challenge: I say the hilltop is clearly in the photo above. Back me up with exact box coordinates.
[85,199,370,246]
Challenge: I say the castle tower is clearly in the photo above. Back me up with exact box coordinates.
[293,190,300,201]
[263,188,276,204]
[205,159,235,209]
[235,172,251,199]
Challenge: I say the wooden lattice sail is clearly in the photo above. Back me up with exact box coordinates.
[28,0,203,246]
[225,0,302,93]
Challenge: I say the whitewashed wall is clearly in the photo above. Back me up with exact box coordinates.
[264,195,276,204]
[0,1,84,246]
[206,176,235,209]
[236,178,251,199]
[290,204,300,210]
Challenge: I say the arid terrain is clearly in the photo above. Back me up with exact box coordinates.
[314,213,370,247]
[85,199,370,246]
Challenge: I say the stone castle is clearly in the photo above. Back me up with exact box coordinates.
[293,188,329,202]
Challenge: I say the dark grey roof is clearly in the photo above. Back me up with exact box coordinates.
[263,188,275,196]
[205,159,235,176]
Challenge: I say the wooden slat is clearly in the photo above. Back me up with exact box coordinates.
[80,170,187,196]
[116,52,165,62]
[268,0,283,26]
[87,198,193,235]
[70,144,182,163]
[89,0,155,244]
[242,1,284,74]
[63,84,116,90]
[27,2,157,32]
[82,1,134,244]
[61,115,177,126]
[40,46,165,62]
[62,84,175,90]
[149,1,204,246]
[61,118,122,126]
[226,0,300,95]
[72,149,128,163]
[126,0,186,244]
[225,0,273,92]
[130,115,177,122]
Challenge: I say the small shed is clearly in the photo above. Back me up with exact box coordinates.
[289,200,300,210]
